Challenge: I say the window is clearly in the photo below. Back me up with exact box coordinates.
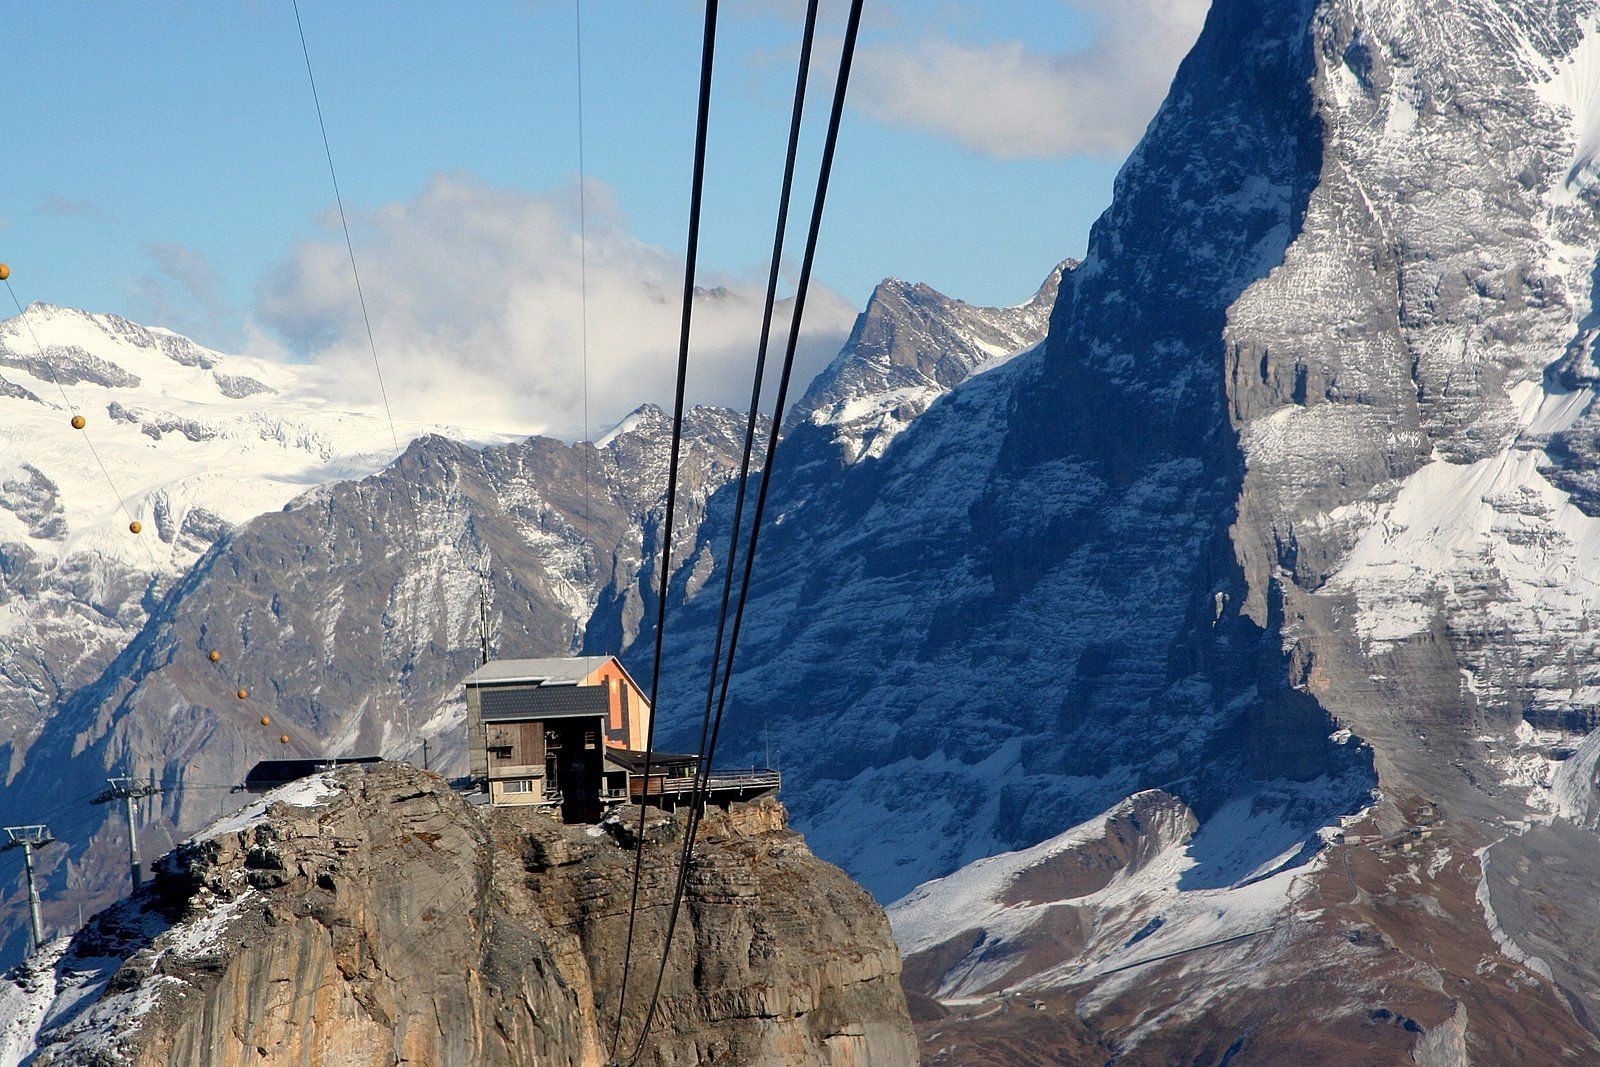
[488,745,512,760]
[585,729,599,750]
[500,779,534,794]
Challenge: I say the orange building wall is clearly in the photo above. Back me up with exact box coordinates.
[584,658,652,751]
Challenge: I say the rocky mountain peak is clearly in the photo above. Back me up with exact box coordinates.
[792,261,1072,463]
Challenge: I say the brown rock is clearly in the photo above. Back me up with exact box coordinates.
[21,762,916,1066]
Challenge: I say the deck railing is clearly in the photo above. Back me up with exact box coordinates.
[638,769,782,796]
[704,769,783,790]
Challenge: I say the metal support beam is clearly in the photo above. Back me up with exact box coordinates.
[93,775,162,892]
[2,825,55,953]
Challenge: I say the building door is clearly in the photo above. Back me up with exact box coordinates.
[550,720,602,822]
[563,764,588,825]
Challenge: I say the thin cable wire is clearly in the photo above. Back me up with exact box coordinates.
[200,654,301,754]
[609,0,719,1057]
[575,0,593,533]
[4,281,160,567]
[625,8,863,1057]
[291,0,401,457]
[637,0,820,1053]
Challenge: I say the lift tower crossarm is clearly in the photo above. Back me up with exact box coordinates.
[93,776,163,891]
[2,825,55,954]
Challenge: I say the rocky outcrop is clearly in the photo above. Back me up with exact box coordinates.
[5,762,915,1066]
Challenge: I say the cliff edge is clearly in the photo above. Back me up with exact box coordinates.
[0,763,916,1066]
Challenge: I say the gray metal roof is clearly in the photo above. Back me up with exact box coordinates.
[465,656,613,688]
[480,684,610,721]
[604,748,700,772]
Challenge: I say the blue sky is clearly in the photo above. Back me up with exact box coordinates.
[2,0,1207,435]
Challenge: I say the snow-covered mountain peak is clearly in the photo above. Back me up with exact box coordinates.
[3,302,240,394]
[595,402,754,448]
[0,304,482,570]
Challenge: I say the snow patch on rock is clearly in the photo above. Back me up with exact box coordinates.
[188,772,343,844]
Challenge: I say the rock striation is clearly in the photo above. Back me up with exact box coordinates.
[0,762,915,1066]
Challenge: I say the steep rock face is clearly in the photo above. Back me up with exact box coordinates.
[0,407,759,964]
[2,763,915,1066]
[1225,0,1600,1044]
[649,0,1600,1058]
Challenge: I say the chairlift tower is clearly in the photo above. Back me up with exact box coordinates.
[93,776,163,891]
[2,825,55,953]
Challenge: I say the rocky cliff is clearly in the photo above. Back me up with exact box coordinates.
[0,762,915,1066]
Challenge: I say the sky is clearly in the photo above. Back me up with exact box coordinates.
[1,0,1209,438]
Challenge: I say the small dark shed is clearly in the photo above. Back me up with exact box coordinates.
[243,756,384,792]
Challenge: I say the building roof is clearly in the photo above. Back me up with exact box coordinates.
[243,756,383,789]
[604,749,701,773]
[464,656,614,688]
[480,684,610,722]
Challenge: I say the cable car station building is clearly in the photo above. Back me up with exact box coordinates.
[464,655,780,821]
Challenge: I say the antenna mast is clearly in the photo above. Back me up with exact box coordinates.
[479,569,491,666]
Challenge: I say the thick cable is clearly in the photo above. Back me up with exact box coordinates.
[699,0,864,828]
[609,0,720,1057]
[636,0,820,1050]
[626,1,862,1061]
[291,0,402,456]
[575,0,593,529]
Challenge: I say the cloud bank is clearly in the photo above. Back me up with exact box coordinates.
[131,243,238,350]
[254,175,857,441]
[852,0,1210,160]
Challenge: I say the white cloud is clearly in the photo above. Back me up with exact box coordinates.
[36,196,109,222]
[253,174,857,441]
[131,243,240,350]
[852,0,1210,160]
